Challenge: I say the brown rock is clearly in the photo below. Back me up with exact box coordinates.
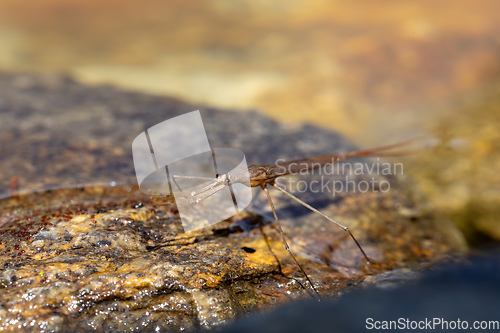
[0,72,466,331]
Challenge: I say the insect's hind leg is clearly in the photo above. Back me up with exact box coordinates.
[271,183,371,264]
[262,185,320,299]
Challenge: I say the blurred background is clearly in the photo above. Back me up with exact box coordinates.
[0,0,499,244]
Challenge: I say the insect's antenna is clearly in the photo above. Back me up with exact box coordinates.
[171,175,215,192]
[261,185,320,299]
[346,135,439,158]
[271,184,371,264]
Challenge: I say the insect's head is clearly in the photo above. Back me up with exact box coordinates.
[247,165,270,187]
[215,173,231,184]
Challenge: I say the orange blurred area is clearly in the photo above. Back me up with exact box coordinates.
[0,0,499,143]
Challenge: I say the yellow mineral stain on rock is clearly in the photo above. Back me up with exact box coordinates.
[130,209,154,222]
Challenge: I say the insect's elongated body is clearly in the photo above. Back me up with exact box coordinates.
[166,136,432,297]
[184,137,426,200]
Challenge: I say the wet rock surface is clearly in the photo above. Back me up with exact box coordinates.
[0,72,466,331]
[0,186,295,332]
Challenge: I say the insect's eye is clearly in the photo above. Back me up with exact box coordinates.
[215,173,221,178]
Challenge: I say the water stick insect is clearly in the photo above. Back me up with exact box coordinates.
[151,136,433,297]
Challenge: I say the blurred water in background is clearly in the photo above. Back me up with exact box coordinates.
[0,0,499,243]
[0,0,498,142]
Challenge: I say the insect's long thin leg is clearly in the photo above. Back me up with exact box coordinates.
[172,175,223,200]
[262,185,320,298]
[172,175,217,192]
[171,175,186,191]
[172,175,215,181]
[271,183,371,264]
[178,182,226,205]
